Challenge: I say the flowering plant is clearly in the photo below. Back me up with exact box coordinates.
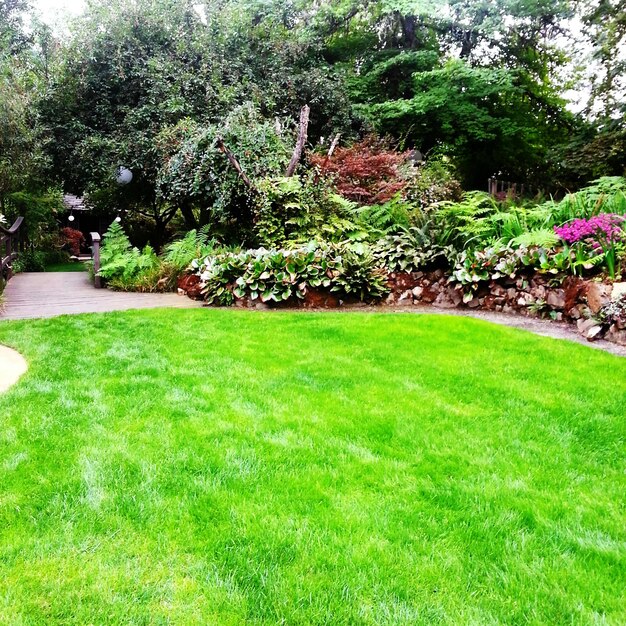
[554,214,625,278]
[554,214,625,244]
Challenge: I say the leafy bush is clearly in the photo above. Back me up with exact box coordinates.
[254,175,364,246]
[12,250,47,273]
[162,227,218,273]
[61,227,86,256]
[405,156,463,209]
[600,295,626,326]
[450,245,578,299]
[98,222,161,290]
[309,137,408,204]
[193,242,389,306]
[373,224,454,272]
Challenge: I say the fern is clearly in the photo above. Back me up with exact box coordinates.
[509,228,559,248]
[163,228,217,271]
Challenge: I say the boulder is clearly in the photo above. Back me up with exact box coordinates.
[587,282,612,313]
[412,286,424,300]
[611,282,626,301]
[577,317,604,341]
[607,324,626,346]
[433,287,462,309]
[546,289,566,310]
[177,273,204,299]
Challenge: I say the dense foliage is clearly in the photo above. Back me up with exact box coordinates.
[3,0,625,309]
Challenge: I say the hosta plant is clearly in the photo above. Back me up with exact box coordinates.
[193,242,390,306]
[373,224,454,272]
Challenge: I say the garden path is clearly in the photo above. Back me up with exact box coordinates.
[0,272,202,321]
[0,345,27,393]
[1,273,623,356]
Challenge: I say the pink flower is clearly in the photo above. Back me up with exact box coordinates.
[554,214,625,244]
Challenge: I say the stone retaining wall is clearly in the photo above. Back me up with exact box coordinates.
[386,271,626,346]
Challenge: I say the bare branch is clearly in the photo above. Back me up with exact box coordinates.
[285,104,310,177]
[216,137,255,190]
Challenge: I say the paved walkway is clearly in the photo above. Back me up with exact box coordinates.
[0,272,202,321]
[0,345,28,393]
[1,272,623,357]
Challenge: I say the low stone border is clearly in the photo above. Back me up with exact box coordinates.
[0,345,27,393]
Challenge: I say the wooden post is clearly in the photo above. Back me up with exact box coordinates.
[6,236,12,280]
[91,232,102,289]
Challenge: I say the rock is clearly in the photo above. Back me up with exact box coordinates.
[567,306,581,320]
[482,295,497,310]
[502,305,514,314]
[433,287,462,309]
[506,288,517,301]
[577,317,604,341]
[385,293,397,305]
[611,282,626,301]
[177,273,204,299]
[562,276,586,311]
[607,324,626,346]
[304,289,340,308]
[586,325,604,341]
[491,284,506,297]
[554,312,563,322]
[546,289,566,310]
[421,286,438,303]
[495,305,503,312]
[530,284,546,300]
[517,297,527,307]
[448,287,463,307]
[398,289,413,302]
[586,282,612,313]
[467,297,480,308]
[412,286,424,300]
[177,288,185,296]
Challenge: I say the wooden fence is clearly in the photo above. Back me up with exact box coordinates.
[488,178,528,198]
[0,217,25,281]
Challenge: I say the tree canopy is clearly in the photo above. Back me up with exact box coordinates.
[1,0,624,239]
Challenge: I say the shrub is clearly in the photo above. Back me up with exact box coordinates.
[61,227,86,256]
[162,227,218,273]
[449,245,578,299]
[310,137,408,205]
[193,242,389,306]
[98,222,161,290]
[254,175,364,246]
[600,295,626,326]
[373,224,454,272]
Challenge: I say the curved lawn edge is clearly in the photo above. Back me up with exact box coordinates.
[206,305,626,358]
[0,344,28,393]
[0,308,624,624]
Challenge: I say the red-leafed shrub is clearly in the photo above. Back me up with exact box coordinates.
[310,137,408,204]
[61,227,85,256]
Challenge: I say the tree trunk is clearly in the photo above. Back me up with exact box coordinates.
[285,105,311,177]
[180,200,198,230]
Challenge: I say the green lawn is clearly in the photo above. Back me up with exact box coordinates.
[0,309,624,625]
[44,262,87,272]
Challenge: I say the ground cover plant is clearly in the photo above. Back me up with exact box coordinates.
[0,309,625,624]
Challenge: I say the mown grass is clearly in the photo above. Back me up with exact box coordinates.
[44,262,86,272]
[0,309,624,625]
